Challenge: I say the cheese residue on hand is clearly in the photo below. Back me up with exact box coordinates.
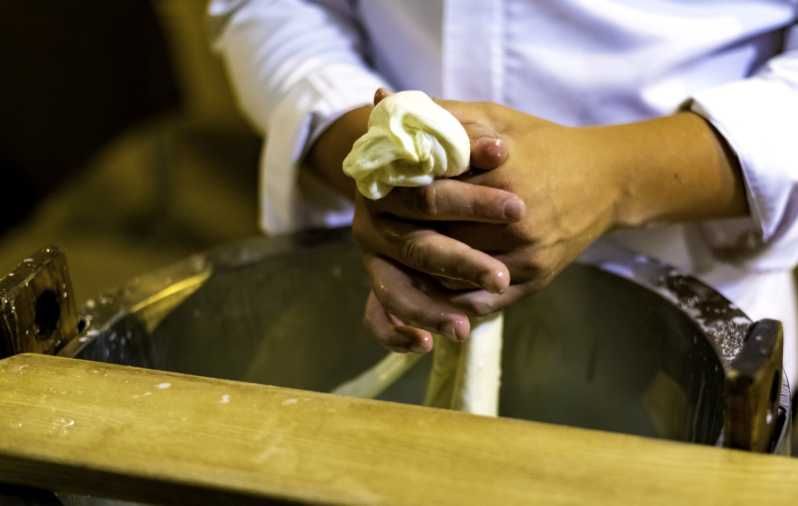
[342,90,470,200]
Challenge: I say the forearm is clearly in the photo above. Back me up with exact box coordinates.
[306,106,370,200]
[593,112,748,227]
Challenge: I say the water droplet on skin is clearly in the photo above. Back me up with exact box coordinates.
[156,382,171,390]
[220,394,231,404]
[281,398,298,406]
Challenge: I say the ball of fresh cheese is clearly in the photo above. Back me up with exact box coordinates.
[342,90,471,200]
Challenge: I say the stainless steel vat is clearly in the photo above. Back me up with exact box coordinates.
[66,231,791,450]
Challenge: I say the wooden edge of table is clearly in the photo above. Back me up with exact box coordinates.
[0,353,796,505]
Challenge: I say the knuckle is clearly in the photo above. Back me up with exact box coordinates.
[399,235,431,270]
[415,185,439,217]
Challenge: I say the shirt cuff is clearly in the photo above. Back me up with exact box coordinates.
[687,76,798,271]
[259,64,387,235]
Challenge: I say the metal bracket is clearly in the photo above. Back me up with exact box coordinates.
[0,246,79,359]
[724,319,784,452]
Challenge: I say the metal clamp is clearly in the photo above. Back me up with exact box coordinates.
[724,319,785,452]
[0,246,79,359]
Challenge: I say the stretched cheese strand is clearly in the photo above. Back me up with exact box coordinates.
[332,352,422,399]
[425,313,503,416]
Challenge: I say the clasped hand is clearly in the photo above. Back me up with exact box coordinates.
[355,96,622,353]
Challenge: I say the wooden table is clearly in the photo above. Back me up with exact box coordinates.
[1,353,796,505]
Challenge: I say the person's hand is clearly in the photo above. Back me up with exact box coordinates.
[306,89,529,352]
[350,93,533,352]
[360,100,747,353]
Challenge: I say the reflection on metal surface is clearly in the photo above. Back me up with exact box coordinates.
[643,371,689,440]
[70,230,790,454]
[581,242,750,365]
[129,272,211,333]
[581,242,789,452]
[58,254,211,361]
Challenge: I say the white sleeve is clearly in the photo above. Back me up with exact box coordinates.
[688,24,798,271]
[208,0,389,235]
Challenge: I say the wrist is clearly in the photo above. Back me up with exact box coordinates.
[307,105,371,199]
[592,112,747,228]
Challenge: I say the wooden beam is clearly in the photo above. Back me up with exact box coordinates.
[0,353,796,505]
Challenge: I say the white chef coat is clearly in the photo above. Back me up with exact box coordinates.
[209,0,798,385]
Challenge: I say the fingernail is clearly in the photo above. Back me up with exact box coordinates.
[503,198,525,221]
[414,333,434,353]
[439,321,459,340]
[480,271,507,294]
[478,138,506,162]
[443,318,471,342]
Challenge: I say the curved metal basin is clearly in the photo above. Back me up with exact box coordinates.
[64,230,790,451]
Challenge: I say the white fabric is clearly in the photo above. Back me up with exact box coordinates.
[210,0,798,384]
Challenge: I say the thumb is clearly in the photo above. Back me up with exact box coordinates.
[462,121,508,171]
[436,99,508,170]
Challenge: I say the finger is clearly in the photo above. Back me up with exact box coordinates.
[462,122,508,170]
[373,87,392,106]
[371,179,525,223]
[355,202,511,293]
[493,247,558,285]
[443,248,555,287]
[437,221,523,253]
[434,99,508,170]
[450,282,539,317]
[448,250,565,316]
[438,278,475,291]
[388,313,435,353]
[364,291,433,353]
[364,253,472,341]
[370,221,510,293]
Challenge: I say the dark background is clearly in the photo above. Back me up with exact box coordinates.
[0,1,180,233]
[0,1,261,300]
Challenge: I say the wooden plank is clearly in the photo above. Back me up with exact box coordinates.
[0,353,796,505]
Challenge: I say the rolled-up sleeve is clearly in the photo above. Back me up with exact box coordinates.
[209,0,388,234]
[689,24,798,271]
